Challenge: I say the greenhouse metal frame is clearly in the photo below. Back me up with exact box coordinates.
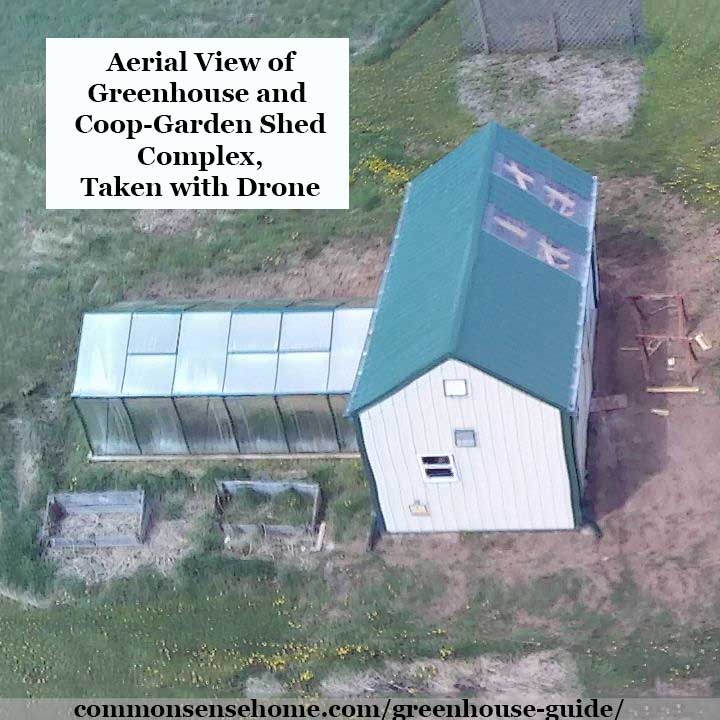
[72,301,373,459]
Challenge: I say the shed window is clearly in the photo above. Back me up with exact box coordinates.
[420,454,457,482]
[454,429,476,447]
[443,379,468,397]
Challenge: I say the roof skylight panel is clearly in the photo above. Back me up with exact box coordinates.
[484,205,585,281]
[492,151,591,226]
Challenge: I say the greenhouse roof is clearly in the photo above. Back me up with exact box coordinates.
[347,122,598,416]
[72,301,373,399]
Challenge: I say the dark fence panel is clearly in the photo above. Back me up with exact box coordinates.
[457,0,645,54]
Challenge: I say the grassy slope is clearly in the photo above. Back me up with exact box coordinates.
[637,0,720,206]
[0,1,461,405]
[556,0,720,211]
[0,0,720,697]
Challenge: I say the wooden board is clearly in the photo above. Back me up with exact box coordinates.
[646,386,700,394]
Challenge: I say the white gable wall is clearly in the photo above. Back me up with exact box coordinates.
[359,359,574,533]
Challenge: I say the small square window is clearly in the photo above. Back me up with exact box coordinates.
[454,429,476,448]
[443,379,467,397]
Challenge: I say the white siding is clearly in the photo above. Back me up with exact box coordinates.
[360,359,574,533]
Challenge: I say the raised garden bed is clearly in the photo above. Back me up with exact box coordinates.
[40,489,149,549]
[215,479,320,548]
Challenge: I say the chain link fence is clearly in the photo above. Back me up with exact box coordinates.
[457,0,645,54]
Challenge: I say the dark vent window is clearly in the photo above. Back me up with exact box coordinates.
[420,454,457,482]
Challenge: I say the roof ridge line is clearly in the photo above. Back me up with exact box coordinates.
[449,121,498,357]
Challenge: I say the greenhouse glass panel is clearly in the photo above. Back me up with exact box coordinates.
[75,399,139,456]
[327,308,373,392]
[279,311,333,351]
[276,352,330,394]
[175,397,238,454]
[225,396,288,453]
[277,396,339,453]
[173,312,231,395]
[73,314,131,396]
[73,302,372,457]
[228,312,281,353]
[128,313,180,354]
[122,355,176,396]
[124,398,187,454]
[224,353,278,395]
[329,394,358,452]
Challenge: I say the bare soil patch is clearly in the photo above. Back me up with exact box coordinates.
[133,209,209,236]
[320,650,579,700]
[130,237,389,302]
[243,673,285,698]
[654,677,714,697]
[9,416,40,509]
[383,178,720,622]
[459,52,643,138]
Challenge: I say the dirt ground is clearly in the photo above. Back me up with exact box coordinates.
[131,237,389,301]
[383,177,720,622]
[459,51,643,138]
[133,209,209,236]
[319,650,579,700]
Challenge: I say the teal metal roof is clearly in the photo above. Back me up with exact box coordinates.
[348,122,597,415]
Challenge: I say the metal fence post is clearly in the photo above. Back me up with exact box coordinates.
[473,0,491,54]
[549,10,560,52]
[628,3,638,45]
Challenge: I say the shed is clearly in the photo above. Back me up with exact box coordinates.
[72,300,372,458]
[347,122,598,533]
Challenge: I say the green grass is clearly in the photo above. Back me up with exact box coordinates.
[552,0,720,211]
[0,3,471,409]
[2,0,720,698]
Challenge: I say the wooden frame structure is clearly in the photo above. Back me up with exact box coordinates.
[627,293,700,385]
[215,478,321,544]
[40,488,149,549]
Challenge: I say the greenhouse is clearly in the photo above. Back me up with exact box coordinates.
[72,301,373,458]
